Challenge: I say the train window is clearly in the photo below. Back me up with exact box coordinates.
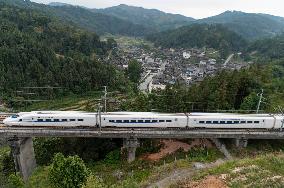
[70,119,76,121]
[241,121,246,123]
[78,119,84,122]
[116,120,122,123]
[131,120,137,123]
[227,121,232,124]
[152,120,158,123]
[123,120,130,123]
[19,119,22,122]
[54,119,59,122]
[213,121,219,124]
[220,121,225,124]
[38,119,43,122]
[234,121,239,124]
[159,120,165,122]
[109,120,115,123]
[138,120,144,123]
[199,121,205,124]
[46,119,51,122]
[247,121,253,123]
[166,120,172,122]
[145,120,151,123]
[62,119,67,122]
[254,121,260,124]
[206,121,212,124]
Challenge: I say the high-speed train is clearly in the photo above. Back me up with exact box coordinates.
[3,111,284,129]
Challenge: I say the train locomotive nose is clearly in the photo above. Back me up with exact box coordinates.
[3,117,14,126]
[2,117,9,125]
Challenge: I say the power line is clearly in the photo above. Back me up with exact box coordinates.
[256,89,264,114]
[103,86,107,113]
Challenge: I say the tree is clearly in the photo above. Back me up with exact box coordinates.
[49,153,89,188]
[240,92,259,111]
[127,60,142,83]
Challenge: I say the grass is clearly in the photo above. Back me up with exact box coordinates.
[188,154,284,188]
[26,167,51,188]
[0,146,10,169]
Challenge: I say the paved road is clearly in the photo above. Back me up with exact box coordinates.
[139,73,155,93]
[139,62,167,93]
[223,54,234,66]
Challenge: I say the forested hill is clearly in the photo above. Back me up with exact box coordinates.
[48,5,153,36]
[146,24,247,57]
[248,34,284,60]
[0,0,153,36]
[0,2,128,97]
[95,4,195,31]
[197,11,284,40]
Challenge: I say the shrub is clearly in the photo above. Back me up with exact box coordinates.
[7,173,25,188]
[188,148,221,162]
[49,153,89,188]
[82,175,106,188]
[104,150,121,164]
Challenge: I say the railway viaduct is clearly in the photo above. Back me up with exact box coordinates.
[1,114,284,181]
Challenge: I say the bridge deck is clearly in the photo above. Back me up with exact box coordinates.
[1,127,284,139]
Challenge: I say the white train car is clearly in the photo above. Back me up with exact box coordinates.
[3,111,97,127]
[3,111,284,130]
[101,112,187,128]
[188,114,280,129]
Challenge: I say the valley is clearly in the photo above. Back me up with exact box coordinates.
[0,0,284,187]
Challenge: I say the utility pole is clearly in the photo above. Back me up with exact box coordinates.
[256,89,264,114]
[103,86,107,113]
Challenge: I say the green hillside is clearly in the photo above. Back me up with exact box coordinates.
[248,34,284,59]
[0,0,153,36]
[197,11,284,40]
[95,4,195,31]
[0,2,129,99]
[147,24,247,57]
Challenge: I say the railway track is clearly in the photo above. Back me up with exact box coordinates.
[1,126,284,139]
[0,125,277,132]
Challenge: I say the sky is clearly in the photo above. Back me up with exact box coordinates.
[32,0,284,19]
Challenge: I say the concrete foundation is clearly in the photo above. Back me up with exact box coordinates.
[8,137,37,182]
[235,138,248,148]
[123,137,139,163]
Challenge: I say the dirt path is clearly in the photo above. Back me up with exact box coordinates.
[147,159,225,188]
[144,139,213,161]
[185,175,228,188]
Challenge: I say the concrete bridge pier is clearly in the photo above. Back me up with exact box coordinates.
[8,137,37,182]
[123,137,139,163]
[235,138,248,148]
[211,138,233,160]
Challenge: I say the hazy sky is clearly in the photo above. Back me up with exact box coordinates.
[32,0,284,19]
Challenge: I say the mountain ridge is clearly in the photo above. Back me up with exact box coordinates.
[196,11,284,40]
[0,0,154,36]
[7,0,284,39]
[45,2,284,39]
[94,4,195,31]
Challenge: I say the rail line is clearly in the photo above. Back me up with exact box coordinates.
[1,126,284,139]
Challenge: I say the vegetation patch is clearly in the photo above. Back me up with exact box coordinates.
[178,154,284,188]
